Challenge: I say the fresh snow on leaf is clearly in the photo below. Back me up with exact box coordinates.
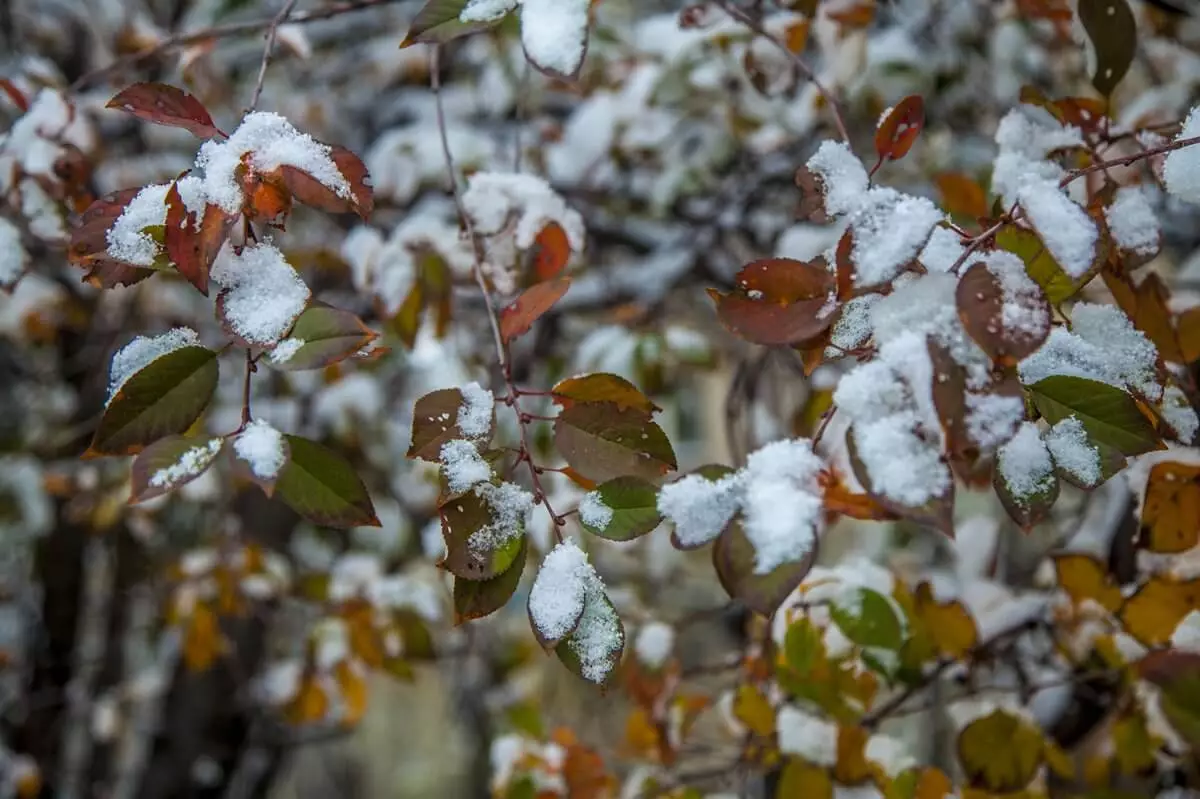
[577,490,613,531]
[107,327,201,402]
[567,585,623,683]
[984,250,1050,339]
[441,439,491,494]
[1045,416,1102,485]
[826,294,879,355]
[467,481,533,553]
[1105,185,1160,255]
[106,179,205,266]
[211,242,311,346]
[997,422,1054,499]
[458,382,494,438]
[233,419,287,479]
[633,621,674,668]
[965,391,1024,450]
[1163,106,1200,205]
[865,734,918,777]
[0,89,94,185]
[196,112,351,214]
[776,705,838,766]
[806,140,869,216]
[520,0,591,78]
[1161,385,1199,444]
[919,226,966,273]
[266,337,304,365]
[991,106,1084,207]
[461,0,518,22]
[657,471,742,546]
[0,217,28,288]
[529,539,594,642]
[150,437,223,488]
[462,172,586,252]
[1017,179,1097,279]
[741,439,823,574]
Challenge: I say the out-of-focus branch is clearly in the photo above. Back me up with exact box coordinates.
[247,0,300,112]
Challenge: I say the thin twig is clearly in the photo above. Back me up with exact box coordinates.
[247,0,300,112]
[715,0,850,143]
[1059,134,1200,187]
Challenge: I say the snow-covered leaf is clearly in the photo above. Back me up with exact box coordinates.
[956,255,1050,365]
[212,242,311,347]
[712,520,818,617]
[278,146,373,220]
[520,0,592,80]
[440,482,530,580]
[408,383,496,460]
[264,303,377,371]
[576,476,661,541]
[232,419,290,497]
[1028,375,1162,456]
[129,435,224,503]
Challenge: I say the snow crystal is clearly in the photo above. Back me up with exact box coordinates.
[149,437,222,488]
[919,225,966,273]
[965,391,1024,450]
[849,188,944,287]
[657,471,741,547]
[805,140,869,217]
[520,0,591,78]
[1161,385,1199,444]
[827,293,879,354]
[577,491,613,531]
[457,382,494,438]
[777,705,838,766]
[1046,416,1101,486]
[1071,303,1161,401]
[985,250,1050,339]
[107,327,201,402]
[195,112,350,214]
[233,420,287,480]
[1018,179,1097,279]
[1105,185,1160,255]
[462,172,586,252]
[528,539,594,641]
[1162,106,1200,205]
[266,337,304,365]
[633,621,674,668]
[996,422,1054,499]
[468,481,533,553]
[741,439,823,574]
[460,0,518,23]
[440,439,491,494]
[210,242,310,346]
[0,217,28,288]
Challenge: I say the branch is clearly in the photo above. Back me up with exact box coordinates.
[1059,134,1200,187]
[247,0,300,112]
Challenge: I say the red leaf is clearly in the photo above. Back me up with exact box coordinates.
[69,188,140,267]
[500,278,571,343]
[835,231,854,301]
[874,95,925,166]
[532,222,571,280]
[956,260,1051,365]
[165,181,208,295]
[197,204,235,275]
[278,146,373,220]
[709,258,838,346]
[106,82,222,139]
[0,78,29,113]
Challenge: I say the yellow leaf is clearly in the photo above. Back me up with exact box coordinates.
[1043,741,1075,781]
[285,675,329,725]
[335,661,369,727]
[182,603,224,672]
[916,582,978,659]
[834,725,871,785]
[733,684,776,737]
[783,19,809,53]
[885,766,954,799]
[624,707,663,760]
[1140,462,1200,554]
[1112,712,1158,774]
[1121,574,1200,647]
[956,710,1043,792]
[776,758,833,799]
[1053,553,1122,613]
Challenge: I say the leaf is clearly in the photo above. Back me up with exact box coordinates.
[1053,553,1123,613]
[1029,375,1163,456]
[89,346,219,456]
[285,675,330,724]
[994,457,1060,530]
[1139,461,1200,553]
[552,373,659,414]
[400,0,502,46]
[1137,649,1200,748]
[439,487,524,581]
[532,221,571,280]
[454,536,526,624]
[956,709,1044,792]
[1077,0,1137,96]
[1120,574,1200,647]
[875,95,925,165]
[708,258,837,346]
[164,180,207,295]
[885,767,954,799]
[956,261,1050,364]
[554,591,626,686]
[936,173,989,220]
[182,604,224,671]
[408,387,496,461]
[334,661,369,726]
[845,429,955,537]
[554,402,677,483]
[129,434,224,503]
[106,82,222,139]
[278,146,374,220]
[896,582,978,665]
[1104,270,1181,363]
[834,725,871,785]
[776,759,833,799]
[1179,306,1200,365]
[732,684,775,737]
[499,278,571,343]
[829,587,905,651]
[578,476,662,541]
[264,303,377,371]
[713,521,818,617]
[274,435,379,528]
[996,224,1089,305]
[69,188,150,286]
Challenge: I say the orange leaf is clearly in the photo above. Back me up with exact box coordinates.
[285,675,330,725]
[784,19,810,53]
[819,469,897,521]
[936,172,989,220]
[335,660,369,726]
[532,222,571,280]
[1139,461,1200,554]
[1177,306,1200,365]
[1053,553,1122,613]
[164,180,207,295]
[874,95,925,166]
[182,603,224,672]
[1120,574,1200,647]
[500,278,571,343]
[106,82,222,139]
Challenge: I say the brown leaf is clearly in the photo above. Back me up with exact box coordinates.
[278,146,374,220]
[69,188,140,267]
[936,172,989,220]
[1180,306,1200,365]
[106,82,222,139]
[709,258,838,346]
[197,204,235,276]
[165,181,207,294]
[1104,270,1182,363]
[957,260,1051,365]
[532,221,571,280]
[499,277,571,343]
[874,95,925,167]
[551,373,660,414]
[1138,461,1200,553]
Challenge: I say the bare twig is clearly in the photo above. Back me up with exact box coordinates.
[247,0,300,112]
[1061,134,1200,187]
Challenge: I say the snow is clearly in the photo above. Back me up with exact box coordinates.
[106,178,206,266]
[991,106,1083,207]
[1161,385,1199,443]
[741,439,823,574]
[864,734,917,777]
[529,540,593,641]
[457,382,494,438]
[1171,610,1200,651]
[440,439,491,494]
[195,112,351,214]
[1105,185,1160,255]
[827,294,879,354]
[776,705,838,766]
[633,621,674,668]
[149,437,222,488]
[806,140,869,216]
[520,0,591,77]
[107,327,201,403]
[919,225,966,273]
[577,491,613,531]
[984,250,1050,340]
[233,420,287,480]
[996,422,1055,499]
[1071,303,1161,401]
[468,481,533,553]
[965,391,1024,450]
[462,172,586,252]
[461,0,518,23]
[210,242,311,346]
[1045,416,1102,485]
[266,337,304,365]
[0,217,28,288]
[1018,179,1097,279]
[849,189,944,287]
[1162,105,1200,205]
[567,585,624,683]
[657,471,742,547]
[0,89,93,186]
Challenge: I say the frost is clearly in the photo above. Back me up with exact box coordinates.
[210,242,311,346]
[657,471,742,547]
[1045,416,1101,485]
[1162,106,1200,205]
[0,217,28,288]
[996,422,1054,500]
[1018,179,1097,279]
[196,112,350,214]
[633,621,674,668]
[1105,185,1160,255]
[149,438,222,488]
[777,705,838,766]
[440,439,491,494]
[108,327,202,403]
[458,382,494,438]
[577,491,613,531]
[233,420,287,480]
[741,439,822,574]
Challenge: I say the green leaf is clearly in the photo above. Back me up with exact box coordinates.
[1078,0,1137,96]
[578,476,662,541]
[129,434,224,503]
[264,303,377,371]
[274,435,379,527]
[713,521,818,617]
[784,616,824,676]
[553,401,677,483]
[89,346,219,456]
[829,587,905,651]
[996,225,1092,306]
[454,537,527,624]
[551,373,660,414]
[399,0,504,47]
[554,589,625,686]
[1029,375,1163,456]
[439,486,524,581]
